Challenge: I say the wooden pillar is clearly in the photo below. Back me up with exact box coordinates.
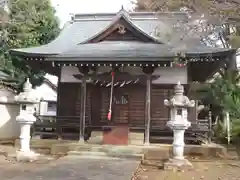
[145,74,152,145]
[225,53,237,82]
[55,68,62,140]
[228,53,237,70]
[143,67,154,145]
[79,79,87,142]
[78,66,89,142]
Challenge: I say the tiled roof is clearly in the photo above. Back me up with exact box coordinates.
[10,9,236,58]
[10,10,187,56]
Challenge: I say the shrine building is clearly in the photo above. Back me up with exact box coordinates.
[10,9,236,145]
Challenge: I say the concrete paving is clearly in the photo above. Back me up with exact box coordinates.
[5,156,139,180]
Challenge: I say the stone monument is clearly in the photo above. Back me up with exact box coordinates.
[14,78,40,162]
[163,81,195,170]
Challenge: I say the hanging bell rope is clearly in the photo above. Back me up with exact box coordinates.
[107,71,115,121]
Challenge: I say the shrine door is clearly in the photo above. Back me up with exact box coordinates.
[102,87,130,145]
[112,88,130,125]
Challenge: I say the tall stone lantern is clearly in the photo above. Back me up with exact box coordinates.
[163,81,195,170]
[14,78,40,161]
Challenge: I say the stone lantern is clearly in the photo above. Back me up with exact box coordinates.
[163,81,195,170]
[14,78,40,161]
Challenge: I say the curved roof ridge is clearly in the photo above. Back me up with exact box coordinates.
[73,11,188,21]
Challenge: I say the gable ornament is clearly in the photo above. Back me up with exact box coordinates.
[117,24,126,34]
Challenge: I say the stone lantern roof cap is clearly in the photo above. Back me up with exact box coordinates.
[164,81,195,108]
[23,78,32,92]
[174,81,184,93]
[14,78,40,104]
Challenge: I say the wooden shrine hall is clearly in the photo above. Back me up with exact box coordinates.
[10,9,236,145]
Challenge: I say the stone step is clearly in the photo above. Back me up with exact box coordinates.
[107,153,143,160]
[144,144,229,160]
[70,145,143,154]
[68,151,107,156]
[67,150,143,160]
[62,155,121,160]
[144,148,171,160]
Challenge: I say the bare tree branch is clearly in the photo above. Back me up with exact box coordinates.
[134,0,240,48]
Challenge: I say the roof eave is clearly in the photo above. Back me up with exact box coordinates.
[46,56,174,62]
[186,48,236,57]
[45,49,236,63]
[9,49,58,57]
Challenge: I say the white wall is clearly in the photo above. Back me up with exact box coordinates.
[38,101,57,116]
[237,52,240,69]
[35,83,57,102]
[0,88,20,140]
[152,67,187,84]
[34,82,57,116]
[60,66,188,84]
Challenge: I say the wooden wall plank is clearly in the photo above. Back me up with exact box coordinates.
[90,85,102,126]
[58,83,79,116]
[57,83,197,131]
[151,87,170,129]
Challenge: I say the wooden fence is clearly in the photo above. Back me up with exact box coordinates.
[32,115,212,144]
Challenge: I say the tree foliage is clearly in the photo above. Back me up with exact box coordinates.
[197,70,240,112]
[0,0,60,92]
[190,68,240,141]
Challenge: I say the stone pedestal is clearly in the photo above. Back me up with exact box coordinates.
[16,150,39,162]
[16,116,40,162]
[18,117,34,152]
[164,158,193,171]
[164,82,195,170]
[164,121,193,170]
[170,123,190,160]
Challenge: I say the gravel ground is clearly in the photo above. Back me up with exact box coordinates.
[2,157,240,180]
[1,144,240,180]
[0,156,51,180]
[0,155,139,180]
[136,160,240,180]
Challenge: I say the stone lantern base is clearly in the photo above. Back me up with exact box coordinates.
[16,150,40,162]
[164,158,193,171]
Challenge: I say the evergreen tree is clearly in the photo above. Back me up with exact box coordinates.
[0,0,60,92]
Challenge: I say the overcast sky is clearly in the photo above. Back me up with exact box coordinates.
[51,0,134,27]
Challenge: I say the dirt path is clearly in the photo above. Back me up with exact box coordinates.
[136,160,240,180]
